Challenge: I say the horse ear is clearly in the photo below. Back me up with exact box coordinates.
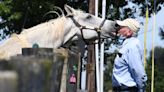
[64,4,75,16]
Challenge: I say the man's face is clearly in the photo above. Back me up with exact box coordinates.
[118,26,133,37]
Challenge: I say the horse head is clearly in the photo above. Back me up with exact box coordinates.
[63,5,119,45]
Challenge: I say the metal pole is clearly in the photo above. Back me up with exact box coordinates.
[100,0,106,92]
[95,0,98,17]
[95,0,100,92]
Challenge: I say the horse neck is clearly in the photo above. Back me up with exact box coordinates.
[21,17,67,48]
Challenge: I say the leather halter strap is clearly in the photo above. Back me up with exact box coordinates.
[69,16,106,45]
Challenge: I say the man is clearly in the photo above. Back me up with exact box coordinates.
[112,18,147,92]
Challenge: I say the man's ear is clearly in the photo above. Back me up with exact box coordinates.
[128,30,133,36]
[64,4,74,16]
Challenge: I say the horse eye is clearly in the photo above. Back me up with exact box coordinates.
[86,15,92,19]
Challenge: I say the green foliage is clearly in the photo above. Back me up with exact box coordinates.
[0,0,67,40]
[146,46,164,92]
[104,50,117,92]
[159,26,164,40]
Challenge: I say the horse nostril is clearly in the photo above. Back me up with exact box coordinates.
[115,23,119,27]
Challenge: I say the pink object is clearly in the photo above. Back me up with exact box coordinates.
[69,74,76,84]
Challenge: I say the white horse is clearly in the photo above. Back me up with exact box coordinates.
[0,5,118,60]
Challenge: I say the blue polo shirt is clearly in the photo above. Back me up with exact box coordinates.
[112,37,147,90]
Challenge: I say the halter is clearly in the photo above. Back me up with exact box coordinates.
[68,16,106,45]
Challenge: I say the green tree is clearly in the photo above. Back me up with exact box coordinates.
[159,26,164,40]
[0,0,67,40]
[146,46,164,92]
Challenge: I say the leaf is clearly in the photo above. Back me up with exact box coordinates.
[8,12,22,21]
[159,26,164,40]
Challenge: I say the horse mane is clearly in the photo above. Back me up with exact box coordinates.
[21,16,67,43]
[20,5,67,42]
[47,17,66,40]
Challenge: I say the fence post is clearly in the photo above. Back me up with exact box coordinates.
[0,48,81,92]
[0,71,18,92]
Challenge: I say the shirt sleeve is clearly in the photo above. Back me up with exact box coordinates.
[126,45,147,89]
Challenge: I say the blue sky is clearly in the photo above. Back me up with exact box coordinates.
[137,7,164,54]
